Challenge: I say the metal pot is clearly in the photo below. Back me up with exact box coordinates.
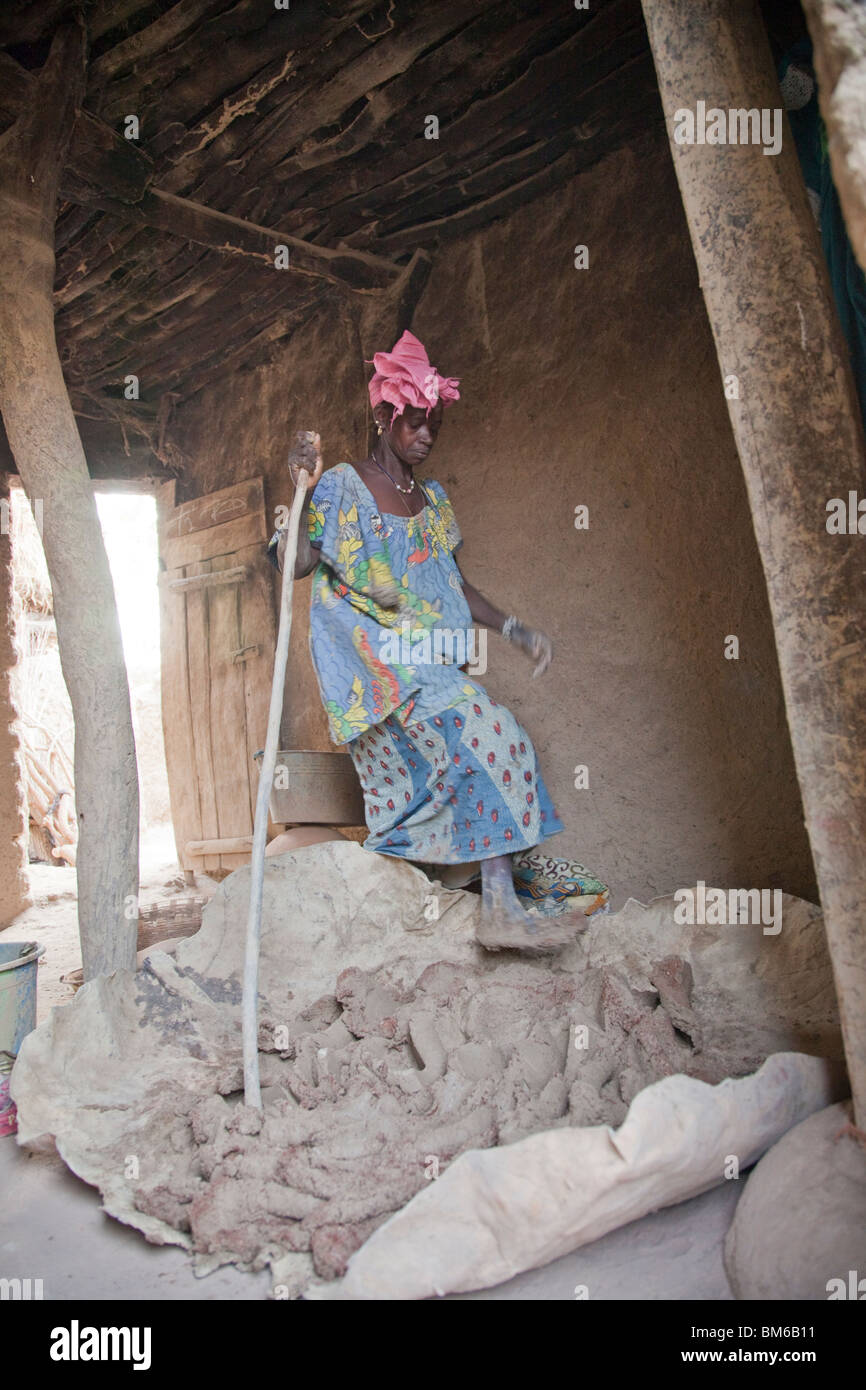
[254,749,365,826]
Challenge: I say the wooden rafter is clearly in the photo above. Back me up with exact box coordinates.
[0,0,661,418]
[0,48,411,293]
[88,0,231,85]
[84,186,409,290]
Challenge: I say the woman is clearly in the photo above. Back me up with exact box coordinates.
[270,331,591,953]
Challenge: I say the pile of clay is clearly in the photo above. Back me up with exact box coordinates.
[144,953,732,1280]
[11,842,841,1293]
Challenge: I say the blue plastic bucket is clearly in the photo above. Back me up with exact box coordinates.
[0,942,45,1060]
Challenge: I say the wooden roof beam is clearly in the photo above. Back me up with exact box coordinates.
[87,185,412,291]
[0,412,168,482]
[0,0,70,46]
[88,0,231,85]
[0,49,414,294]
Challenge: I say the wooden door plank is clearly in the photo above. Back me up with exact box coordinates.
[158,559,202,874]
[185,557,221,872]
[208,550,252,871]
[162,476,264,540]
[155,477,177,552]
[235,542,279,826]
[185,835,253,857]
[165,565,247,593]
[162,509,267,570]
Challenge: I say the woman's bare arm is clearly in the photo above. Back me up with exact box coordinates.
[276,510,320,579]
[460,572,508,633]
[456,557,554,676]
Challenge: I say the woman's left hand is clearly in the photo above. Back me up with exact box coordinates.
[510,622,554,677]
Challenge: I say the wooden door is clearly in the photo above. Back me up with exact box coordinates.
[157,477,275,876]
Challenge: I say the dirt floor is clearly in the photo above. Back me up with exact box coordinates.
[0,823,208,1019]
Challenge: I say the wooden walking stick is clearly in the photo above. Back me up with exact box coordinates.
[242,431,321,1108]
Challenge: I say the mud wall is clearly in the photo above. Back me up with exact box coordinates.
[170,128,817,909]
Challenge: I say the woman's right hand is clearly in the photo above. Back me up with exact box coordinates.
[509,621,554,677]
[288,430,323,490]
[277,431,322,573]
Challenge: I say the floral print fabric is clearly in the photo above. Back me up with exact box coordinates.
[348,686,564,864]
[303,463,477,745]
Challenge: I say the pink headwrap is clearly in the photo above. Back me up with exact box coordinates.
[367,330,460,419]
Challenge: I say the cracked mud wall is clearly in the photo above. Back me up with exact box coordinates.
[169,126,816,909]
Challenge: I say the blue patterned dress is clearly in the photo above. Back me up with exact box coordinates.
[269,463,565,865]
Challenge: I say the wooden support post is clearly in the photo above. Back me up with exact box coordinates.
[0,21,139,979]
[641,0,866,1126]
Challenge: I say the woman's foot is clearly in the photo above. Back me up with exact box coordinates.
[476,905,587,955]
[477,853,586,955]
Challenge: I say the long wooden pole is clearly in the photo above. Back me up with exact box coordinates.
[641,0,866,1126]
[242,450,312,1108]
[802,0,866,276]
[0,21,139,979]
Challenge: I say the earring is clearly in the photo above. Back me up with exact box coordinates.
[377,424,384,436]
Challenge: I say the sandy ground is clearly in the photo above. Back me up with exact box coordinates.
[0,823,208,1020]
